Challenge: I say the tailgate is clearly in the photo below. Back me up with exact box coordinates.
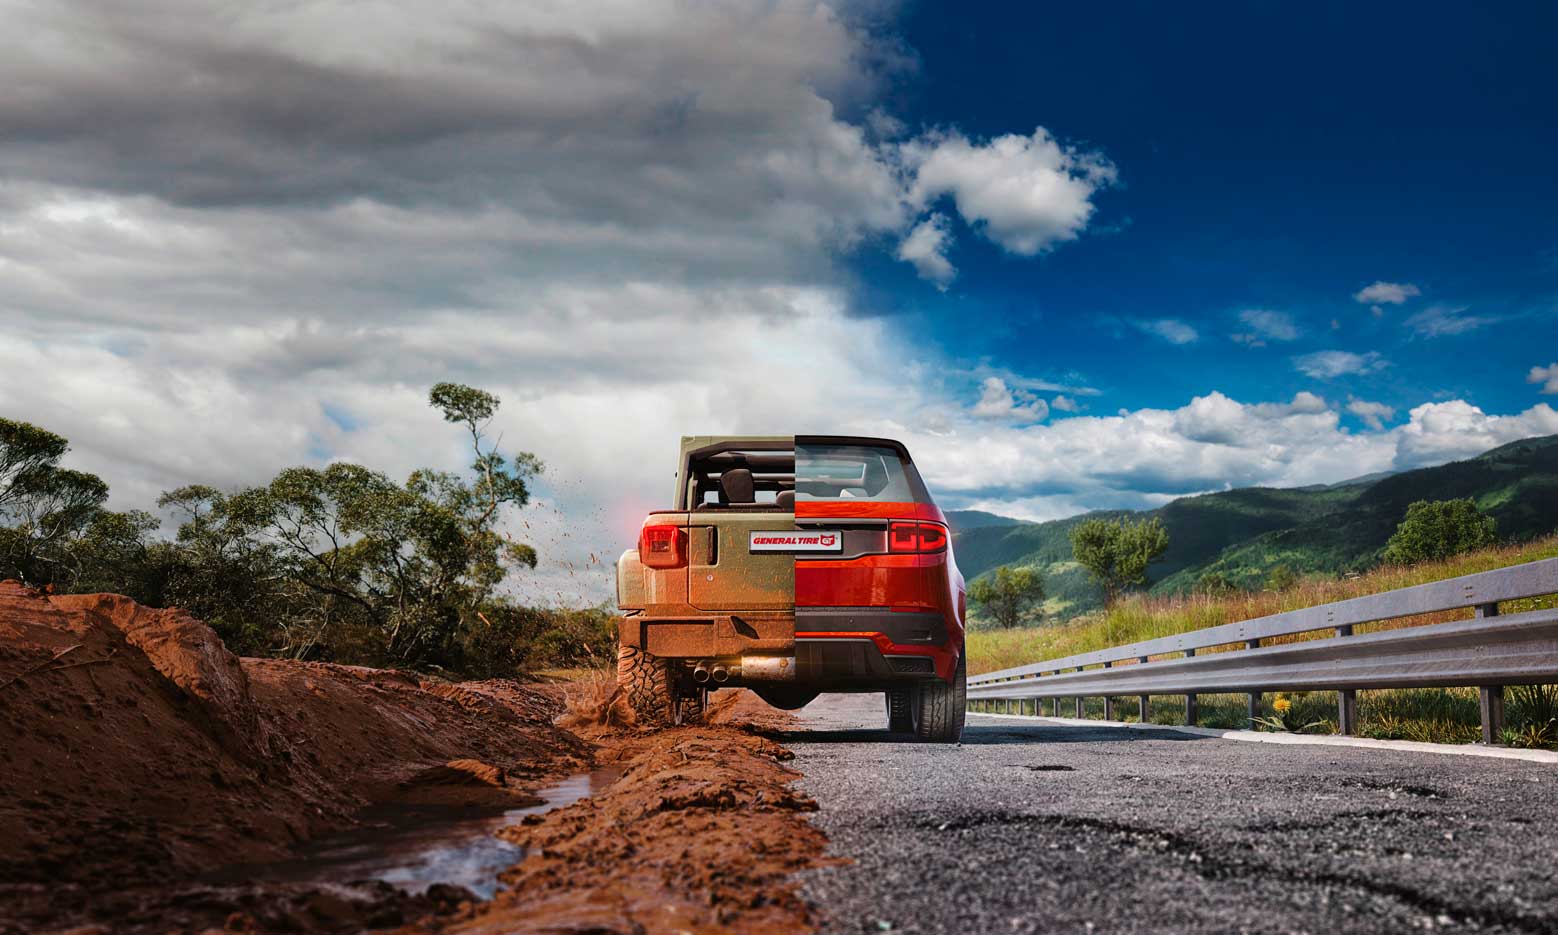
[689,511,796,611]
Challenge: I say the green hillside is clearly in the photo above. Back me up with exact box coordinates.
[950,433,1558,622]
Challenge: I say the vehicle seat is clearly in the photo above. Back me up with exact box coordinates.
[775,490,795,509]
[719,468,756,505]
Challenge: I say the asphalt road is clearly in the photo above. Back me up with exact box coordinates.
[783,694,1558,935]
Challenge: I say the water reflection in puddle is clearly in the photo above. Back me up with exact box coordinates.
[227,768,619,899]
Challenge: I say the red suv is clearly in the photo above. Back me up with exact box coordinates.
[615,435,967,742]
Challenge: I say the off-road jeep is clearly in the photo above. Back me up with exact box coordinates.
[615,436,967,742]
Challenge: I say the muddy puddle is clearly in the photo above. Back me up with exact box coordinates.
[212,769,620,899]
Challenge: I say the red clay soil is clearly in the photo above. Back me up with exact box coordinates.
[0,581,828,935]
[391,691,827,935]
[0,581,590,934]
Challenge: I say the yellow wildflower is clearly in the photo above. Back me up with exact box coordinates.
[1273,697,1292,714]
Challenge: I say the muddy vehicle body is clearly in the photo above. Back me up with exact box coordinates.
[616,435,966,741]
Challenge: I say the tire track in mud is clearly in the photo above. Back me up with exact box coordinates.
[413,707,828,935]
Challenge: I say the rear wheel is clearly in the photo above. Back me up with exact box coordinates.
[617,644,676,726]
[886,687,917,733]
[915,653,966,743]
[674,686,707,726]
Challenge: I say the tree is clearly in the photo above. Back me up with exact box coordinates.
[1383,498,1497,565]
[968,565,1045,629]
[1070,516,1170,607]
[0,391,568,675]
[159,384,544,666]
[0,417,151,589]
[0,418,70,510]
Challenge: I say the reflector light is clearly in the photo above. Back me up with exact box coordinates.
[639,525,686,568]
[887,520,948,554]
[889,521,920,553]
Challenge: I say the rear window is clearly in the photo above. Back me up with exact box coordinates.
[795,443,927,502]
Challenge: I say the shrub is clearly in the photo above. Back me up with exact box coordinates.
[969,565,1046,629]
[1383,498,1497,565]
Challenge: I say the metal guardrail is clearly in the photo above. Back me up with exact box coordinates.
[966,557,1558,743]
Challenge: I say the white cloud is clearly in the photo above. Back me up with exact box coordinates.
[1133,318,1200,345]
[1404,305,1496,338]
[2,1,1553,606]
[1294,349,1389,379]
[1231,308,1299,346]
[1529,363,1558,394]
[1346,398,1396,431]
[1353,281,1420,305]
[970,378,1049,423]
[896,213,956,287]
[901,391,1558,519]
[903,128,1116,256]
[1050,394,1080,413]
[1394,400,1558,468]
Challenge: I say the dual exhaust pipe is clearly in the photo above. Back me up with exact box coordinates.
[691,655,795,684]
[691,664,732,684]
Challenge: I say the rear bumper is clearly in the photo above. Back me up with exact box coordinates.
[795,637,940,688]
[620,611,793,657]
[796,607,958,684]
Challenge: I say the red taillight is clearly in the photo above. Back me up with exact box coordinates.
[639,524,686,568]
[888,520,948,554]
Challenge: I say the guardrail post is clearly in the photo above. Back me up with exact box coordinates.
[1102,661,1114,720]
[1138,655,1150,724]
[1476,602,1504,743]
[1480,686,1505,744]
[1335,625,1358,735]
[1338,691,1358,735]
[1184,648,1198,726]
[1073,695,1083,718]
[1245,640,1260,725]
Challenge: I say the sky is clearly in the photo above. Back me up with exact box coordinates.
[2,1,1556,604]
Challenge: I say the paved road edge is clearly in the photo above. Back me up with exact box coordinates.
[970,712,1558,764]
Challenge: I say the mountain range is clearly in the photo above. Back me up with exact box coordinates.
[946,433,1558,620]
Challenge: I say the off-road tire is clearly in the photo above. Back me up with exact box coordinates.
[886,687,916,733]
[617,644,675,726]
[674,687,707,726]
[915,652,966,743]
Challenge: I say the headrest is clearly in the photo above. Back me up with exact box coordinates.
[719,468,756,504]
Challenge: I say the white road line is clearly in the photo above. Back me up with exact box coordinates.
[970,712,1558,765]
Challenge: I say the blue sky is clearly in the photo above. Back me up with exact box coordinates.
[856,2,1558,420]
[3,0,1556,602]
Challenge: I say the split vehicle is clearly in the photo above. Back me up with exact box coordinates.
[615,436,967,742]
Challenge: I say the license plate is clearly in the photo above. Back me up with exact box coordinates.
[750,530,842,552]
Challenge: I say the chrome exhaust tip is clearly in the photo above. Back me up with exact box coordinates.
[710,665,732,683]
[692,665,711,684]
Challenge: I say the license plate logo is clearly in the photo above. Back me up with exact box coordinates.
[750,530,841,552]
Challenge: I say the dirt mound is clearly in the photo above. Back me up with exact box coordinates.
[0,581,589,934]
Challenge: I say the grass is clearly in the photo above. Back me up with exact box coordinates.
[967,535,1558,746]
